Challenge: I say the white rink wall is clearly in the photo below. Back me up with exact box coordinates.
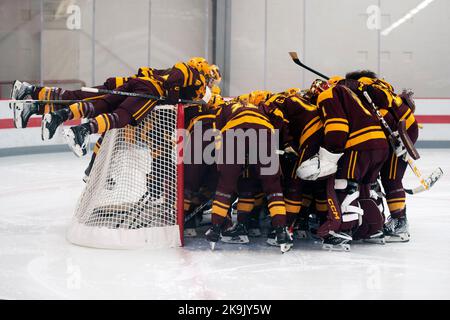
[1,98,450,155]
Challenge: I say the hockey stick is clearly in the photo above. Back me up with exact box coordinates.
[363,92,442,193]
[7,99,85,108]
[184,199,213,223]
[405,167,443,194]
[81,87,206,105]
[288,52,330,80]
[289,51,443,194]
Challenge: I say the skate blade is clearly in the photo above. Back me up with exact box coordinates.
[13,103,24,129]
[322,243,351,252]
[385,233,410,243]
[364,237,386,245]
[41,113,52,141]
[248,229,262,237]
[280,243,293,253]
[184,228,198,238]
[220,235,249,244]
[63,129,84,157]
[266,238,278,247]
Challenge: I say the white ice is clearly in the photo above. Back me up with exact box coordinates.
[0,150,449,300]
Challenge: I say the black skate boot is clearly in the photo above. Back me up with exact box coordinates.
[12,101,39,128]
[10,80,35,100]
[322,231,352,252]
[293,216,310,239]
[41,108,70,140]
[384,215,410,242]
[221,223,249,244]
[184,210,199,238]
[205,224,222,250]
[267,227,293,253]
[63,123,91,157]
[275,226,293,253]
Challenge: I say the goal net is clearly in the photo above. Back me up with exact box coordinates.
[67,105,184,249]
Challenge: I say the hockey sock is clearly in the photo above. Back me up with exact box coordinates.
[236,198,255,216]
[88,113,120,134]
[268,200,287,228]
[69,102,95,120]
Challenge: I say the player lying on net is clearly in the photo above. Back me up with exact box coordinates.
[40,59,211,156]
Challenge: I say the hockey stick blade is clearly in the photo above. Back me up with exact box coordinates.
[288,51,330,80]
[405,167,443,194]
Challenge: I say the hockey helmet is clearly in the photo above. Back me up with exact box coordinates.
[188,57,211,76]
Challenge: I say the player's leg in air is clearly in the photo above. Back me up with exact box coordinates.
[41,78,163,156]
[10,77,126,129]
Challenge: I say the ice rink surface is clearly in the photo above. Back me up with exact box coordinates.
[0,149,449,300]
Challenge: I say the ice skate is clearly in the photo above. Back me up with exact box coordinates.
[363,231,386,245]
[184,213,198,238]
[293,216,310,239]
[221,223,249,244]
[41,109,70,140]
[276,227,293,253]
[10,80,34,100]
[12,101,39,129]
[267,227,293,253]
[384,216,410,243]
[322,231,352,252]
[63,123,90,157]
[205,224,222,250]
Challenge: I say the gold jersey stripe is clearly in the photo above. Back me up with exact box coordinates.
[345,130,386,149]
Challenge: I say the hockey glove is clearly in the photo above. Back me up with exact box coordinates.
[296,147,343,181]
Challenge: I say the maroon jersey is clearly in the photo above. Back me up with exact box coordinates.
[214,101,274,133]
[264,93,323,162]
[162,62,207,102]
[317,84,388,153]
[358,77,417,132]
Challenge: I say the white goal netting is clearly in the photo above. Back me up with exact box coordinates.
[67,105,183,249]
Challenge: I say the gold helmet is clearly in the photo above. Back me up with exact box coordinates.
[328,76,344,86]
[248,90,273,106]
[188,57,211,76]
[283,87,301,96]
[209,64,222,85]
[237,93,250,103]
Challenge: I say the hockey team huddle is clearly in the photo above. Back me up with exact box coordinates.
[10,56,420,253]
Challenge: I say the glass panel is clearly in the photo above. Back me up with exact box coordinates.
[380,0,450,97]
[42,0,93,89]
[0,0,42,97]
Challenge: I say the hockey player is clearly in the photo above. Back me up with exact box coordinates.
[41,61,209,157]
[297,78,389,250]
[345,71,419,242]
[205,100,292,252]
[10,57,209,129]
[183,93,224,237]
[263,90,325,238]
